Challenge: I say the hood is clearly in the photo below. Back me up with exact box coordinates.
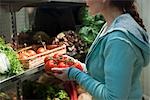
[109,13,150,67]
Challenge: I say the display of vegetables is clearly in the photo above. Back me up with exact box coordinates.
[0,6,107,100]
[18,44,59,60]
[0,37,23,75]
[52,30,88,62]
[0,7,106,100]
[44,53,83,74]
[18,47,46,59]
[22,80,70,100]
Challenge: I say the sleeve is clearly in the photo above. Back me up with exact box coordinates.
[68,36,137,100]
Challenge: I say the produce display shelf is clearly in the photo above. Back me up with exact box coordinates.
[0,64,44,90]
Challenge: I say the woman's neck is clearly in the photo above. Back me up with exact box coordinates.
[103,6,123,27]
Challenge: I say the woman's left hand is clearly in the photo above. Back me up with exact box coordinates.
[51,67,70,81]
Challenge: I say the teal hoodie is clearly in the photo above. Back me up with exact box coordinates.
[68,14,150,100]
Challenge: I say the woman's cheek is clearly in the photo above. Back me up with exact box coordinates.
[86,0,93,6]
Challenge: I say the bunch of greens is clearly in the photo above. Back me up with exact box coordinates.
[0,37,23,76]
[79,7,106,46]
[47,86,70,100]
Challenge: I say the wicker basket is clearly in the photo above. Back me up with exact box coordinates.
[18,44,66,69]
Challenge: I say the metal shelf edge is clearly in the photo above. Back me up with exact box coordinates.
[0,64,44,90]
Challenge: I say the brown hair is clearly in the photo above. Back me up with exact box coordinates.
[110,0,147,31]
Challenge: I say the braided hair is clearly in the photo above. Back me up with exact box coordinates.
[110,0,147,31]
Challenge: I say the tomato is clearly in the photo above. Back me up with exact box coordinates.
[44,60,56,72]
[57,62,69,68]
[19,53,28,59]
[67,59,75,66]
[53,53,61,59]
[74,62,83,71]
[21,51,30,57]
[59,56,68,62]
[47,45,58,50]
[44,56,50,64]
[37,47,46,54]
[27,49,36,56]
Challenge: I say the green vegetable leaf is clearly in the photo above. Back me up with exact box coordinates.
[55,90,70,100]
[0,37,23,75]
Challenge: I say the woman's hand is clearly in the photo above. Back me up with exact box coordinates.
[51,67,70,81]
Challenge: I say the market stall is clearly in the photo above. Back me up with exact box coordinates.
[0,0,105,99]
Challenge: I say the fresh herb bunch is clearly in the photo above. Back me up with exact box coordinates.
[79,7,106,46]
[0,37,23,75]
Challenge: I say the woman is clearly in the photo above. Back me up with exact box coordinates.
[51,0,150,99]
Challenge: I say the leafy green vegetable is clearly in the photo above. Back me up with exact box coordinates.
[55,90,70,100]
[0,37,5,45]
[0,37,23,75]
[79,7,106,46]
[47,85,70,100]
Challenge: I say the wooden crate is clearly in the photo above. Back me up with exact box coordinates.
[18,44,66,69]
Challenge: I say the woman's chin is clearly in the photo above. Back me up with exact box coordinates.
[88,9,99,16]
[89,11,97,16]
